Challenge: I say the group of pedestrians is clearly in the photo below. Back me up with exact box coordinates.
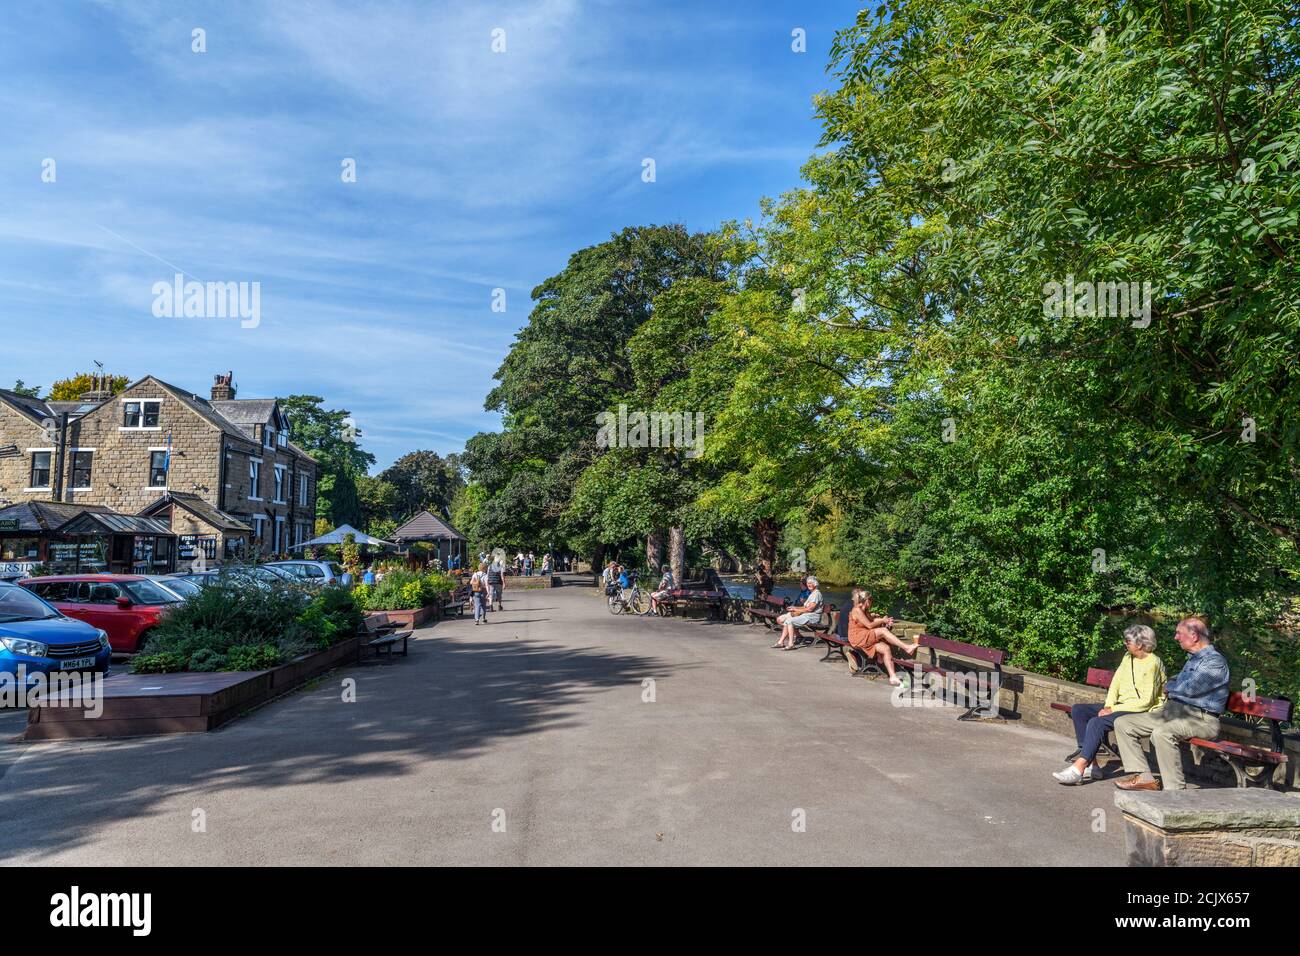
[469,557,505,625]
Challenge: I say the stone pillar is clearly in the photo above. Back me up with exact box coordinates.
[1115,789,1300,866]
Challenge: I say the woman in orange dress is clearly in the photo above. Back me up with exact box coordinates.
[846,588,920,684]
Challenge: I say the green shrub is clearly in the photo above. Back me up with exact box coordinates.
[132,651,186,674]
[187,648,228,672]
[226,643,284,671]
[128,576,361,672]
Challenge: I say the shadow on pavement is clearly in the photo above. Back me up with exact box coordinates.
[0,635,679,861]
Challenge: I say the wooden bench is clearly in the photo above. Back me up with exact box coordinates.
[358,614,412,662]
[442,584,470,618]
[810,609,848,662]
[1188,693,1293,790]
[891,633,1006,720]
[1050,668,1121,762]
[1052,671,1292,788]
[748,594,788,629]
[658,588,727,620]
[365,630,411,660]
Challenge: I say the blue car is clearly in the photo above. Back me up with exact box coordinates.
[0,581,112,687]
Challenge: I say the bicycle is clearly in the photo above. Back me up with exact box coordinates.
[607,573,650,615]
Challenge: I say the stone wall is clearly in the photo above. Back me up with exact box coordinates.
[0,402,50,504]
[60,380,223,512]
[1116,789,1300,866]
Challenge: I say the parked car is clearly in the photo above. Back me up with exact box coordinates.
[17,575,181,655]
[266,560,346,587]
[146,575,205,600]
[0,581,112,684]
[172,564,299,590]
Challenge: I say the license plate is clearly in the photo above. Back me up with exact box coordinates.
[59,657,96,670]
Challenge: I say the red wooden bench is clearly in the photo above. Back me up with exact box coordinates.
[1188,693,1293,790]
[1053,669,1292,788]
[748,594,788,629]
[889,634,1006,721]
[658,588,727,620]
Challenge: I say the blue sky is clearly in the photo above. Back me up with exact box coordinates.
[0,0,854,471]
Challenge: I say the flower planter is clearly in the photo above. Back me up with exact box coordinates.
[23,635,363,741]
[366,606,437,628]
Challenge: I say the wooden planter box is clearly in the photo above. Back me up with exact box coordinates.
[23,635,362,741]
[367,605,437,628]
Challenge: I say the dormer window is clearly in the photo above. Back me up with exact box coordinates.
[122,399,161,429]
[264,426,275,448]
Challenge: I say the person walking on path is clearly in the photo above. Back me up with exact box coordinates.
[487,559,505,611]
[470,562,489,626]
[1053,624,1165,785]
[1113,617,1229,791]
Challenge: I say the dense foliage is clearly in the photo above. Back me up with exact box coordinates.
[131,580,362,673]
[462,0,1299,699]
[351,569,457,611]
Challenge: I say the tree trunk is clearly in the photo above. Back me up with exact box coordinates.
[593,543,606,584]
[754,518,778,571]
[669,526,685,585]
[646,530,664,573]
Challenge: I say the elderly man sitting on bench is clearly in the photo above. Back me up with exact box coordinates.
[1113,617,1230,791]
[773,576,823,650]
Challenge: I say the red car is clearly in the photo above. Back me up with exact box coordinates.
[18,575,181,654]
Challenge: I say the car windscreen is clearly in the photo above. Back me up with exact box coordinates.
[122,579,182,605]
[0,584,61,622]
[158,577,202,598]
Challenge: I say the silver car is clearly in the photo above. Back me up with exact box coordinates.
[267,560,346,587]
[146,575,205,601]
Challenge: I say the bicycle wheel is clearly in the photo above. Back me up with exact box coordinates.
[608,594,625,615]
[629,588,650,615]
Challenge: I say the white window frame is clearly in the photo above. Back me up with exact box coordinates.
[248,458,263,501]
[145,446,170,491]
[69,448,96,491]
[274,515,286,552]
[273,464,287,504]
[119,397,163,431]
[24,447,54,492]
[298,474,309,507]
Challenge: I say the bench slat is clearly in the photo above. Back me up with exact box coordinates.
[1188,737,1287,764]
[1225,692,1293,722]
[918,633,1007,666]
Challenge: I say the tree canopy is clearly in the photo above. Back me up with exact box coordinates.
[457,0,1299,698]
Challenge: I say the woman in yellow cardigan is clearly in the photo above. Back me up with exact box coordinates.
[1053,624,1165,785]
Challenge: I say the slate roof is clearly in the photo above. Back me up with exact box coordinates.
[0,389,55,424]
[59,511,175,536]
[138,492,252,533]
[1,377,313,466]
[392,510,466,541]
[0,501,115,533]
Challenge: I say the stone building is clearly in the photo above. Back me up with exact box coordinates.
[0,372,318,562]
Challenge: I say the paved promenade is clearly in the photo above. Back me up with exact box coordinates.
[0,577,1124,865]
